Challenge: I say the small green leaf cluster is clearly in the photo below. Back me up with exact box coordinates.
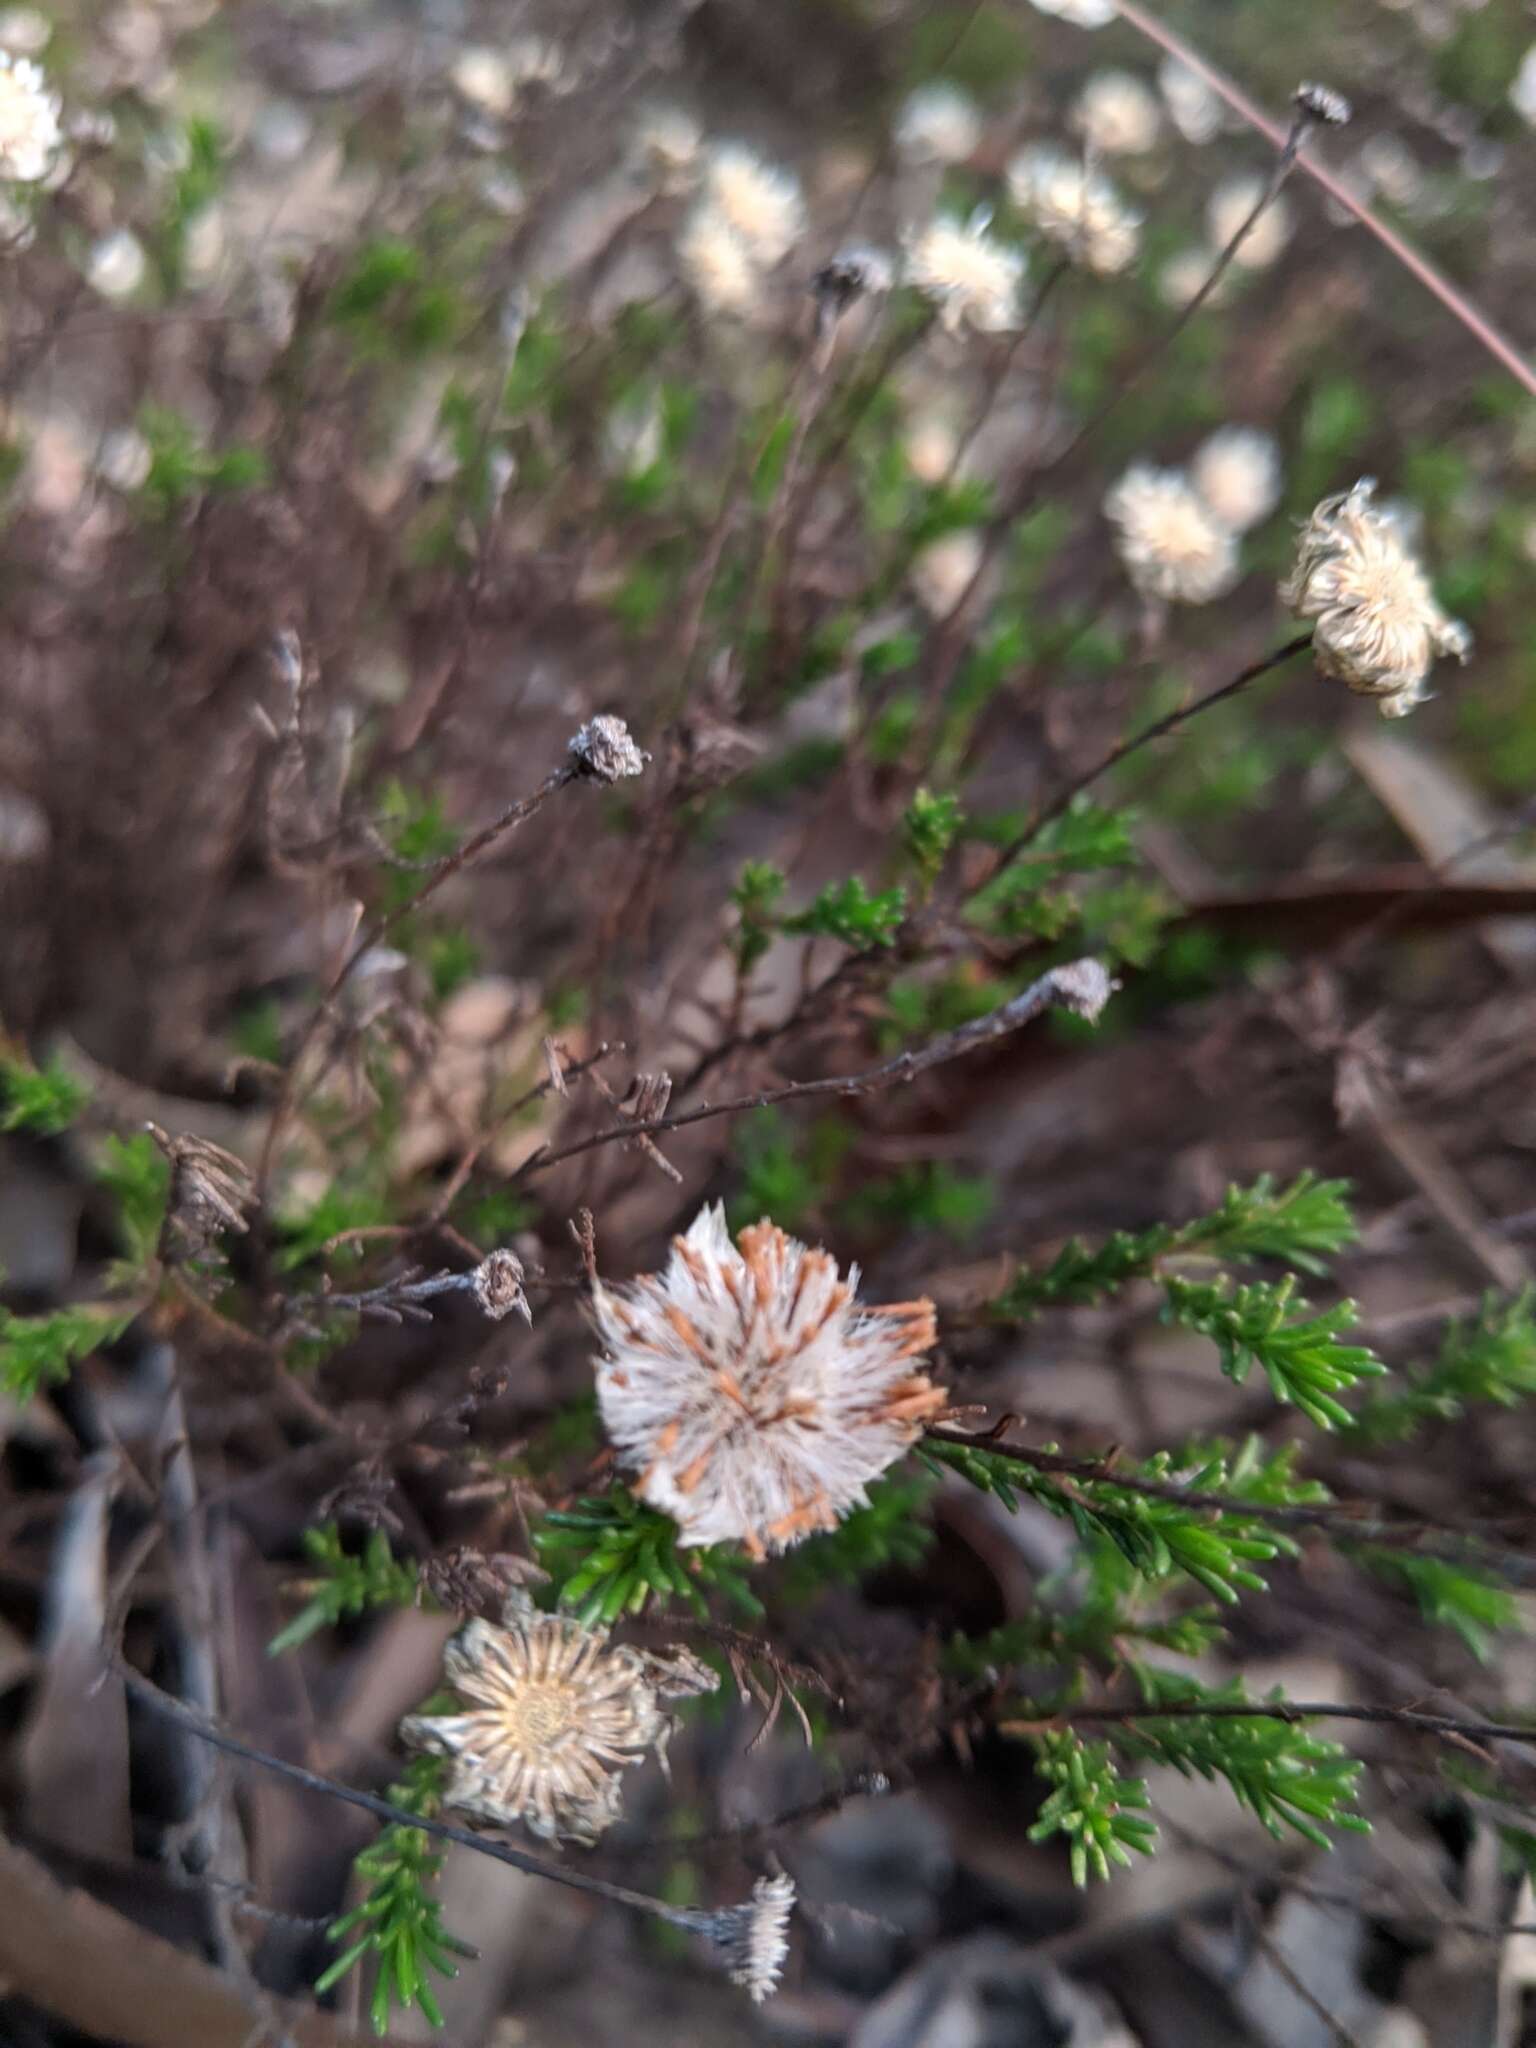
[729,861,787,975]
[94,1132,172,1281]
[1360,1549,1518,1662]
[1025,1732,1158,1885]
[0,1052,90,1135]
[267,1525,421,1657]
[902,788,963,891]
[1349,1290,1536,1441]
[137,404,268,515]
[0,1301,135,1405]
[316,1754,470,2034]
[994,1171,1357,1320]
[534,1487,763,1625]
[782,876,907,951]
[920,1436,1314,1605]
[1162,1273,1385,1429]
[963,798,1140,952]
[1111,1669,1371,1850]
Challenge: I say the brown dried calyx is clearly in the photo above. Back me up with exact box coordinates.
[146,1123,253,1264]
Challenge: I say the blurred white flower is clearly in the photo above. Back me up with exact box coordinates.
[87,227,146,298]
[0,52,58,181]
[703,142,803,265]
[1008,145,1141,273]
[451,46,512,117]
[903,209,1025,331]
[604,390,664,474]
[1072,70,1161,155]
[1026,0,1117,25]
[1357,133,1422,209]
[1158,247,1219,308]
[904,412,960,485]
[506,35,564,91]
[1280,477,1471,718]
[1158,57,1222,143]
[911,528,984,615]
[0,9,50,55]
[479,167,525,217]
[633,104,702,190]
[593,1205,944,1556]
[1206,175,1291,268]
[97,426,152,492]
[679,203,761,316]
[1191,425,1282,534]
[895,81,982,163]
[183,204,225,287]
[1510,43,1536,128]
[1105,462,1241,604]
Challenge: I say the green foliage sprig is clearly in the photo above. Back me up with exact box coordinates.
[1360,1549,1518,1662]
[730,860,787,975]
[0,1051,90,1135]
[994,1171,1358,1320]
[1349,1290,1536,1441]
[268,1525,421,1657]
[316,1753,471,2035]
[783,876,906,950]
[534,1487,763,1625]
[1025,1732,1158,1885]
[1162,1273,1385,1429]
[0,1301,136,1405]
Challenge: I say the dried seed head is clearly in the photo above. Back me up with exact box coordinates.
[1295,82,1352,128]
[417,1547,546,1617]
[711,1873,796,2002]
[146,1124,254,1264]
[472,1248,532,1324]
[400,1589,717,1844]
[812,245,895,326]
[1104,462,1241,605]
[568,714,650,784]
[1280,478,1471,717]
[903,210,1026,333]
[592,1205,946,1557]
[1046,958,1115,1023]
[702,143,804,266]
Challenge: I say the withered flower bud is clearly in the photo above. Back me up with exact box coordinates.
[471,1248,532,1324]
[568,714,649,784]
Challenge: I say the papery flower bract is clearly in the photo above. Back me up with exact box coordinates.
[1072,70,1162,156]
[0,52,59,182]
[703,142,804,265]
[1280,477,1471,718]
[1105,462,1241,605]
[895,81,982,164]
[1191,425,1282,535]
[679,203,761,316]
[1026,0,1118,25]
[1206,175,1291,269]
[592,1205,945,1556]
[1007,146,1141,274]
[400,1590,717,1845]
[903,209,1025,332]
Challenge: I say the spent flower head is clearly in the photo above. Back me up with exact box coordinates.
[903,208,1025,332]
[592,1204,945,1556]
[0,51,58,181]
[703,143,804,265]
[1008,146,1142,274]
[1191,425,1283,535]
[1295,82,1352,129]
[400,1590,717,1844]
[1105,462,1241,605]
[718,1874,795,2002]
[812,244,895,331]
[1280,478,1471,717]
[1072,70,1162,156]
[894,82,982,164]
[569,714,649,783]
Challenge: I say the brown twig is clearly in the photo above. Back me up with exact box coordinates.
[1002,1695,1536,1753]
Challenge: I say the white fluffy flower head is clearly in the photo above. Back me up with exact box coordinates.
[1191,426,1282,535]
[1105,462,1241,605]
[911,529,983,616]
[634,104,702,190]
[1280,478,1471,717]
[703,143,804,265]
[1008,146,1141,274]
[895,81,981,164]
[593,1205,945,1556]
[1072,70,1162,156]
[400,1591,717,1844]
[1159,57,1221,144]
[679,203,761,316]
[0,52,59,182]
[904,209,1025,332]
[1026,0,1117,25]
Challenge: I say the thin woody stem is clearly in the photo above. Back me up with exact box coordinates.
[1002,1694,1536,1753]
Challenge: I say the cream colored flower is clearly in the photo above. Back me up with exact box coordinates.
[911,529,983,616]
[451,46,513,117]
[679,204,761,316]
[593,1205,944,1557]
[1191,425,1282,535]
[1280,478,1471,717]
[1206,175,1291,269]
[1105,462,1240,604]
[87,227,146,298]
[1159,56,1221,144]
[0,52,58,181]
[1158,247,1218,309]
[904,412,960,485]
[1008,146,1141,274]
[1026,0,1117,24]
[1072,70,1161,156]
[895,81,981,164]
[703,143,803,265]
[634,104,702,190]
[903,209,1025,332]
[400,1591,717,1844]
